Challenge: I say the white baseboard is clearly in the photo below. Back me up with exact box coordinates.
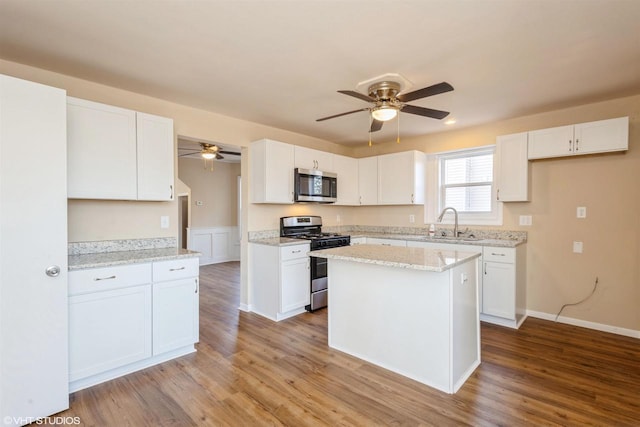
[238,303,251,312]
[526,310,640,339]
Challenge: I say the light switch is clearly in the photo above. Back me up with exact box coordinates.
[519,215,532,226]
[573,241,583,253]
[577,206,586,218]
[409,215,415,223]
[160,216,169,229]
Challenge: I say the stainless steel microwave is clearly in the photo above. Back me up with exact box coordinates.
[294,168,337,203]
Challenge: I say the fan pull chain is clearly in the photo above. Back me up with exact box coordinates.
[368,112,373,147]
[396,113,400,144]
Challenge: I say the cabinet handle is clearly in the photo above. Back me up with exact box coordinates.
[382,243,391,246]
[491,252,506,256]
[575,138,579,152]
[94,275,116,281]
[170,184,174,199]
[411,193,414,203]
[569,139,572,151]
[170,266,186,271]
[359,195,362,205]
[497,189,500,201]
[291,250,301,253]
[195,278,198,294]
[484,263,487,275]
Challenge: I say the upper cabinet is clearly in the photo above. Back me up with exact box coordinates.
[67,97,174,201]
[377,150,426,205]
[528,117,628,160]
[136,113,175,201]
[333,154,359,206]
[358,156,378,205]
[294,146,334,171]
[496,132,529,202]
[250,139,294,204]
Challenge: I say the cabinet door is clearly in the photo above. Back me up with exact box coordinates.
[527,124,574,160]
[69,285,152,381]
[137,112,175,201]
[482,261,515,319]
[280,257,310,313]
[153,278,199,355]
[294,146,334,171]
[1,75,69,421]
[496,132,529,202]
[250,139,294,204]
[333,154,359,205]
[378,151,424,205]
[358,156,378,205]
[574,117,628,155]
[67,97,138,199]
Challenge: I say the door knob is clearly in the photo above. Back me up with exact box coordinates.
[45,265,61,277]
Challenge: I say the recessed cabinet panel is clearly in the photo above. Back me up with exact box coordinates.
[377,151,425,205]
[250,139,295,204]
[153,278,199,355]
[496,132,529,202]
[527,125,574,160]
[574,117,629,155]
[67,97,138,199]
[358,156,378,205]
[333,154,359,205]
[294,146,334,171]
[482,262,515,320]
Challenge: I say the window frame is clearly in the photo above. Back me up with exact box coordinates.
[426,145,503,226]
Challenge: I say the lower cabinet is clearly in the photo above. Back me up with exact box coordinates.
[68,257,199,392]
[250,242,310,321]
[480,246,526,328]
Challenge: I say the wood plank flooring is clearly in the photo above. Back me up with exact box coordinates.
[57,262,640,426]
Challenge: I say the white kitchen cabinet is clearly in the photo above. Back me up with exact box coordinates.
[366,237,407,247]
[377,150,426,205]
[250,242,310,321]
[67,97,138,199]
[358,156,378,205]
[528,116,628,159]
[294,145,334,171]
[250,139,295,204]
[496,132,529,202]
[69,283,152,382]
[136,112,175,201]
[480,245,526,328]
[1,75,69,423]
[333,154,360,205]
[67,97,175,201]
[152,258,200,355]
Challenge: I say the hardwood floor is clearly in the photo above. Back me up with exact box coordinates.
[58,262,640,426]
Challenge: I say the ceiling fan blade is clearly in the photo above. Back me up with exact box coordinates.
[370,119,383,132]
[178,152,199,157]
[401,104,450,120]
[216,153,224,160]
[178,148,201,152]
[219,150,241,156]
[396,82,454,102]
[316,108,369,122]
[337,90,375,102]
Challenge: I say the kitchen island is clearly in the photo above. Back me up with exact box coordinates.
[311,244,481,394]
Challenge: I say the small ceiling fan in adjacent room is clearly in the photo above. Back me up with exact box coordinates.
[316,75,454,144]
[178,142,240,160]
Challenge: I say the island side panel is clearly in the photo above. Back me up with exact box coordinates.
[451,260,481,393]
[327,259,452,393]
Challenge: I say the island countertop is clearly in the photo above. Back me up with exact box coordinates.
[310,244,480,272]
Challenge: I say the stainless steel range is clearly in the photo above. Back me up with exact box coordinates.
[280,216,350,311]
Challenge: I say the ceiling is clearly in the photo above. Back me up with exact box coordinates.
[1,1,639,146]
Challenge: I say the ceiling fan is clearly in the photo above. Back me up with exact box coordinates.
[316,80,454,133]
[178,143,240,160]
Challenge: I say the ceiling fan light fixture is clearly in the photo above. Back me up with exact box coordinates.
[201,152,216,160]
[371,106,398,122]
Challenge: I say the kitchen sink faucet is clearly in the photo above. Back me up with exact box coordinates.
[437,207,459,238]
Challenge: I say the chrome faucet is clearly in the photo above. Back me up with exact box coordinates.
[437,207,459,238]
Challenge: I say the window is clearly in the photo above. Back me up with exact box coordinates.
[435,146,501,225]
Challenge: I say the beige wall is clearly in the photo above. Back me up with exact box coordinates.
[178,158,240,228]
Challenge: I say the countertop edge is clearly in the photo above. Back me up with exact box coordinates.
[68,249,201,271]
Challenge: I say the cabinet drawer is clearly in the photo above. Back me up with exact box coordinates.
[483,247,515,263]
[152,257,199,282]
[69,263,152,296]
[280,244,310,261]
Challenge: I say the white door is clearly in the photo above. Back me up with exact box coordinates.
[0,75,69,424]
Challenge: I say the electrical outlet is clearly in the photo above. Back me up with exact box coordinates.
[573,241,583,253]
[519,215,532,226]
[160,216,170,229]
[577,206,586,218]
[195,200,203,206]
[409,214,415,223]
[336,214,341,223]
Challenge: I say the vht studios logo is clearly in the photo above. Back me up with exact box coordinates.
[4,416,81,425]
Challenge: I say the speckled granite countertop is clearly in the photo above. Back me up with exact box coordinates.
[353,233,525,248]
[248,237,308,247]
[67,237,200,271]
[311,244,481,272]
